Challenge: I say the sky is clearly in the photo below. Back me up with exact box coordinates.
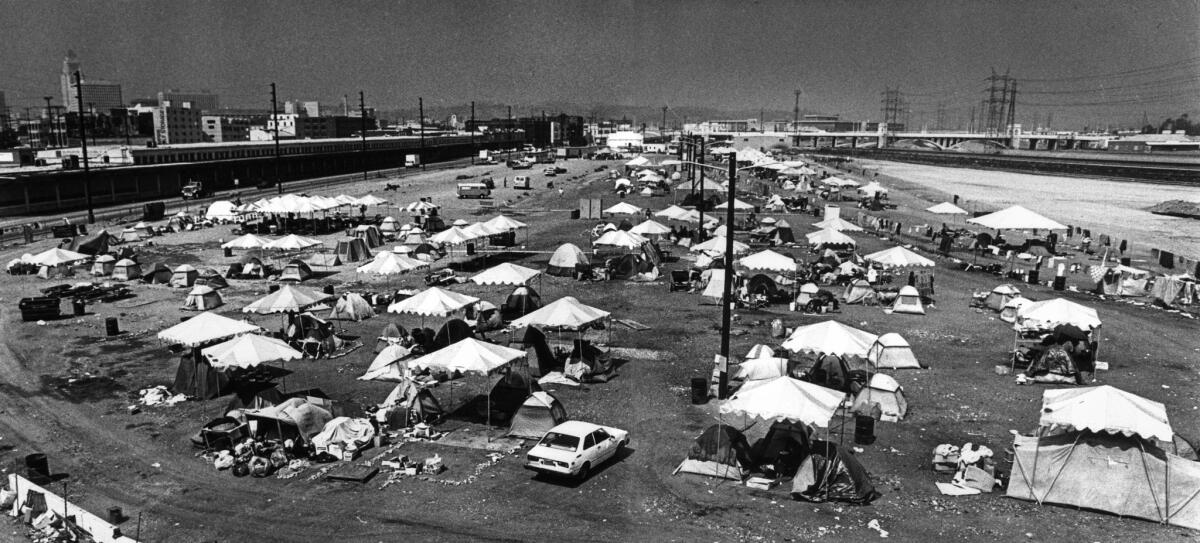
[4,0,1199,130]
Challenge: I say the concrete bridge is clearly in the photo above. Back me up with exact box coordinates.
[789,129,1109,151]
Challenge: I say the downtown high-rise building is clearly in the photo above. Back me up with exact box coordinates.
[60,50,124,113]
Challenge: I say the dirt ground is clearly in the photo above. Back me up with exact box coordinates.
[0,156,1198,542]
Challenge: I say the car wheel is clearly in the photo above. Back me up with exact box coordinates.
[576,462,591,481]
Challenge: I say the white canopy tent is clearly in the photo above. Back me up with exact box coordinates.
[387,287,480,317]
[927,202,969,215]
[738,249,797,273]
[471,262,541,286]
[157,312,261,348]
[863,246,936,268]
[719,376,846,428]
[202,333,303,370]
[968,205,1068,231]
[781,320,879,358]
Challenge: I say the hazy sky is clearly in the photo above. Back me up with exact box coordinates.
[5,0,1199,129]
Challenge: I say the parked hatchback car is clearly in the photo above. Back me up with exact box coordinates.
[525,421,629,480]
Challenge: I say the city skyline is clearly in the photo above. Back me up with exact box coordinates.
[3,0,1199,130]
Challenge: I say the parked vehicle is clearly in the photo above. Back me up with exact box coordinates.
[524,421,629,480]
[456,182,491,199]
[542,167,557,176]
[513,175,532,190]
[405,154,421,168]
[181,180,207,200]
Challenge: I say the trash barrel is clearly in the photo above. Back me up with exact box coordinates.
[24,453,49,483]
[1120,257,1131,266]
[72,299,86,316]
[223,247,233,257]
[690,377,708,405]
[1026,270,1040,285]
[323,285,335,296]
[854,415,876,445]
[466,243,476,256]
[105,317,120,336]
[107,507,123,524]
[570,209,581,220]
[1052,276,1066,291]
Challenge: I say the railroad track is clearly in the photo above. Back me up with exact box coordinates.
[0,157,479,246]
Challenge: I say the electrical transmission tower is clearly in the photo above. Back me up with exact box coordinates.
[983,69,1018,135]
[881,88,902,130]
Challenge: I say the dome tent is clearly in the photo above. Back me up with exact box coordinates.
[182,285,224,311]
[170,264,198,287]
[501,285,543,321]
[112,258,142,281]
[851,374,908,422]
[507,391,568,440]
[866,333,924,369]
[675,424,755,480]
[547,243,590,277]
[890,285,925,315]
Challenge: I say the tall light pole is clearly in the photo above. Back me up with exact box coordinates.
[271,83,281,195]
[74,71,95,224]
[418,97,425,170]
[359,90,367,180]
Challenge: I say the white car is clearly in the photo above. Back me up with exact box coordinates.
[525,420,629,480]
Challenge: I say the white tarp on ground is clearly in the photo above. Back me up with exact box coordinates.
[967,205,1068,231]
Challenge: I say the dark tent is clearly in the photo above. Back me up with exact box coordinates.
[476,370,538,423]
[1023,343,1081,384]
[617,218,634,231]
[280,259,313,282]
[566,339,616,382]
[677,424,756,480]
[432,319,476,350]
[380,379,443,428]
[751,420,813,478]
[228,256,268,279]
[225,382,287,412]
[195,268,229,289]
[306,253,342,268]
[376,322,407,353]
[507,391,568,439]
[501,285,543,321]
[801,354,862,394]
[511,325,558,377]
[771,227,796,245]
[412,243,440,259]
[747,274,789,303]
[609,254,651,280]
[790,440,881,504]
[173,350,230,400]
[75,229,115,256]
[142,262,172,284]
[335,238,371,263]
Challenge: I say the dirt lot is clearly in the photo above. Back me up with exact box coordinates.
[0,157,1197,542]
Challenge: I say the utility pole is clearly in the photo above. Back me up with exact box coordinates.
[271,82,281,194]
[43,96,54,149]
[794,88,802,133]
[717,153,736,400]
[507,105,513,163]
[470,101,476,164]
[661,106,667,135]
[359,90,368,180]
[74,70,95,224]
[418,97,425,170]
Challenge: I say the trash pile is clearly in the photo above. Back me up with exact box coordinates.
[138,385,186,406]
[933,442,997,495]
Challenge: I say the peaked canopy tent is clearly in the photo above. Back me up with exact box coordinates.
[630,219,672,237]
[593,230,649,251]
[507,391,568,440]
[202,333,303,370]
[714,199,756,211]
[471,262,541,286]
[509,296,610,332]
[603,202,644,216]
[719,376,846,429]
[675,424,756,480]
[243,284,333,315]
[690,236,750,257]
[863,246,935,268]
[265,234,324,251]
[738,249,797,273]
[781,320,878,359]
[182,285,223,311]
[408,337,528,438]
[805,228,856,250]
[1008,385,1200,530]
[926,202,969,215]
[356,252,427,277]
[221,234,273,251]
[654,205,690,221]
[967,205,1068,231]
[812,217,864,232]
[158,312,263,399]
[387,286,480,328]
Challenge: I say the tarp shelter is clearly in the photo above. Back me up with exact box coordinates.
[805,228,856,249]
[112,258,141,281]
[388,287,479,317]
[501,285,543,321]
[842,280,877,305]
[926,202,968,215]
[202,333,302,370]
[719,376,845,428]
[594,230,649,250]
[864,246,935,268]
[547,243,590,276]
[243,284,333,314]
[335,238,372,263]
[507,391,568,439]
[120,227,141,243]
[509,296,610,331]
[170,264,199,287]
[329,293,375,321]
[311,417,375,451]
[867,333,924,369]
[195,268,229,289]
[1000,296,1031,323]
[1015,298,1101,332]
[675,424,755,480]
[985,284,1022,311]
[796,283,820,306]
[738,249,797,273]
[246,398,333,443]
[851,374,907,422]
[630,219,672,237]
[967,205,1068,231]
[734,356,790,381]
[142,263,172,284]
[1153,275,1199,308]
[76,230,115,256]
[279,259,313,282]
[890,285,925,315]
[205,200,240,222]
[1039,386,1172,442]
[360,344,414,382]
[1094,264,1151,297]
[701,269,727,301]
[159,312,262,347]
[472,262,541,286]
[90,254,116,276]
[378,378,443,427]
[781,320,878,358]
[183,285,223,310]
[790,441,881,504]
[31,248,89,267]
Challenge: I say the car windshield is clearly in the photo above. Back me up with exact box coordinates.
[539,432,580,451]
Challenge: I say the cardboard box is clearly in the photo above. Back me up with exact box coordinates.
[744,477,777,490]
[933,453,960,473]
